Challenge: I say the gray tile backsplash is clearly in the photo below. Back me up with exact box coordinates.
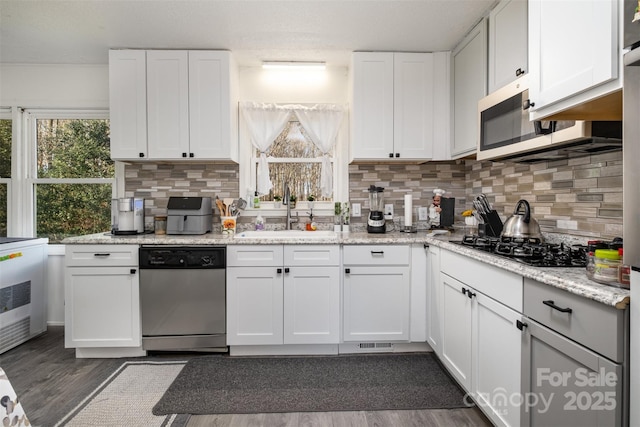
[124,149,623,239]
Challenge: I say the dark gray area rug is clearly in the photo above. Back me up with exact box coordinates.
[153,352,469,415]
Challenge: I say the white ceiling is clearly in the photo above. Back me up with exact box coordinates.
[0,0,497,67]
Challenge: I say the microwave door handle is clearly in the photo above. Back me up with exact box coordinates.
[534,120,556,135]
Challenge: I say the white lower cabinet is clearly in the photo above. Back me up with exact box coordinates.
[426,245,442,355]
[227,245,340,346]
[438,249,523,427]
[64,245,141,348]
[342,245,410,342]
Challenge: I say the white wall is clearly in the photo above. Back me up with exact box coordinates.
[0,63,109,108]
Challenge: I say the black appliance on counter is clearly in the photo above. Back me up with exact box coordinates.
[453,235,588,268]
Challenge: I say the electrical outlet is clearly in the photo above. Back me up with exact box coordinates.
[418,206,428,221]
[352,203,361,217]
[384,204,394,220]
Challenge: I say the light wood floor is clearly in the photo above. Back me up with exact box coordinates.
[0,327,492,426]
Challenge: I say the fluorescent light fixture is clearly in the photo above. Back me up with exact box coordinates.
[262,61,326,70]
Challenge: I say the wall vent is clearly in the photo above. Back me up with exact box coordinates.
[358,342,393,349]
[0,317,30,354]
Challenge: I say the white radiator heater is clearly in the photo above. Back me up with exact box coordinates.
[0,238,48,354]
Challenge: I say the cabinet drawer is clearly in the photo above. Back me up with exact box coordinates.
[65,245,138,267]
[285,245,339,266]
[227,245,283,267]
[523,278,625,363]
[441,249,522,311]
[343,245,409,265]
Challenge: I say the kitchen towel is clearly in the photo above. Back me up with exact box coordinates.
[153,352,469,415]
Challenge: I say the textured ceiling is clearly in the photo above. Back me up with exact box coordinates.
[0,0,497,66]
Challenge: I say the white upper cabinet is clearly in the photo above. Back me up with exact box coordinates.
[109,50,148,160]
[351,52,449,161]
[488,0,528,93]
[109,49,239,161]
[528,0,620,119]
[147,50,190,159]
[452,19,487,159]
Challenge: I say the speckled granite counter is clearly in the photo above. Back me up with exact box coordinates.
[62,230,630,309]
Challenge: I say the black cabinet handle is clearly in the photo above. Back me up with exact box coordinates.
[371,251,384,255]
[130,268,137,274]
[277,268,282,274]
[423,244,429,249]
[542,300,572,314]
[345,268,350,274]
[523,99,535,110]
[461,287,468,296]
[93,253,111,257]
[389,153,394,158]
[189,153,194,158]
[515,68,525,76]
[182,152,187,157]
[284,267,290,273]
[139,152,145,158]
[516,320,528,330]
[467,290,476,299]
[395,153,400,158]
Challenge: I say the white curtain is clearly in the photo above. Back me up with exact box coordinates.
[293,104,345,198]
[240,102,291,195]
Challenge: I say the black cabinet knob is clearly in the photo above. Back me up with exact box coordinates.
[515,68,525,76]
[516,320,528,331]
[189,153,194,158]
[139,153,145,158]
[395,153,400,158]
[284,267,290,273]
[277,268,282,274]
[389,153,394,158]
[523,99,535,110]
[130,268,137,274]
[182,152,187,157]
[345,268,350,274]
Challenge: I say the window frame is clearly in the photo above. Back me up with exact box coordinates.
[22,109,116,239]
[0,108,12,237]
[239,105,349,218]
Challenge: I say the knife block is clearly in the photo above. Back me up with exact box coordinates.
[478,210,503,237]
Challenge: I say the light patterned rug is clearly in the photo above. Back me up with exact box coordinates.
[55,361,189,427]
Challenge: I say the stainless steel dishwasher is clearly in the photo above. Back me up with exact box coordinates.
[139,246,227,352]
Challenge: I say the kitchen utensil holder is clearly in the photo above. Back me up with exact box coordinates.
[479,210,503,237]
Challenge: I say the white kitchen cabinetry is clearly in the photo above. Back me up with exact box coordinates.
[350,52,450,161]
[520,279,626,426]
[452,19,487,158]
[439,248,523,427]
[64,245,142,351]
[528,0,620,119]
[343,245,410,342]
[488,0,528,93]
[109,49,238,161]
[108,50,148,159]
[227,245,340,347]
[426,244,442,355]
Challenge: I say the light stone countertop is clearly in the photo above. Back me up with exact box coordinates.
[62,230,630,309]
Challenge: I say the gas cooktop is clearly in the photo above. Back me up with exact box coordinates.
[452,235,588,268]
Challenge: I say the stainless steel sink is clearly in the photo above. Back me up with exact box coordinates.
[234,230,338,240]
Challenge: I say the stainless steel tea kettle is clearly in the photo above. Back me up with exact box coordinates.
[501,199,543,240]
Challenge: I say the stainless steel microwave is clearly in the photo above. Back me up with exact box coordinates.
[477,75,622,162]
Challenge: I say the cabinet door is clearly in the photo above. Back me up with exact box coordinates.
[227,266,283,345]
[351,52,394,160]
[521,319,622,427]
[146,50,190,159]
[488,0,528,93]
[343,266,410,342]
[473,292,522,427]
[393,53,434,159]
[528,0,618,112]
[188,51,237,160]
[109,50,147,160]
[283,266,340,344]
[64,267,140,348]
[440,273,472,390]
[452,19,487,158]
[426,245,442,355]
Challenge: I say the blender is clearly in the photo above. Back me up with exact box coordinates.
[367,185,386,233]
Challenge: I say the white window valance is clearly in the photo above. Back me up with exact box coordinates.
[240,102,346,198]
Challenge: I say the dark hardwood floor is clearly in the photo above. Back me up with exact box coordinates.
[0,327,492,427]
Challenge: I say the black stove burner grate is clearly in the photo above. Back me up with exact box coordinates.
[456,235,587,267]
